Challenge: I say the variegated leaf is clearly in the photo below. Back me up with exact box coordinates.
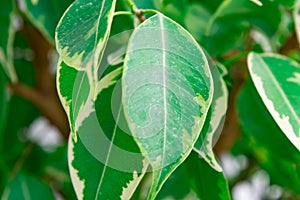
[194,57,228,172]
[122,13,213,199]
[0,0,17,82]
[56,0,117,136]
[57,61,91,137]
[56,0,116,78]
[248,52,300,151]
[68,66,148,200]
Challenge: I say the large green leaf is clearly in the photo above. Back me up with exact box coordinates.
[0,0,17,82]
[122,13,213,199]
[1,173,55,200]
[295,0,300,45]
[157,152,231,200]
[68,66,148,199]
[20,0,73,43]
[238,80,300,193]
[194,57,228,172]
[248,52,300,151]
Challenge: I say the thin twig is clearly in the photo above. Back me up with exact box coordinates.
[125,0,146,22]
[114,11,133,17]
[9,142,35,179]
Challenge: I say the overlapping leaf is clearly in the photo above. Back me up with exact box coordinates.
[56,0,117,137]
[248,53,300,151]
[19,0,73,43]
[194,57,228,172]
[57,62,90,135]
[0,0,17,82]
[122,13,213,199]
[68,66,148,200]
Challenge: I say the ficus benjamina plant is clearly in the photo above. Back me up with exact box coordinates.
[0,0,300,199]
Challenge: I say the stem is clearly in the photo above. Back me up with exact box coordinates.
[141,9,159,15]
[125,0,146,22]
[9,143,35,179]
[222,51,248,66]
[125,0,137,12]
[10,23,70,140]
[114,11,133,17]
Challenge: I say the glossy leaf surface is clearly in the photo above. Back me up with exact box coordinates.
[122,13,213,199]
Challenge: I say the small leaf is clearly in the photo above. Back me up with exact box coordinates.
[194,56,228,172]
[122,13,213,199]
[69,67,148,199]
[248,52,300,151]
[0,0,17,82]
[1,173,55,200]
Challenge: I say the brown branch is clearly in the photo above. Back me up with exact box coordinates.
[279,31,299,55]
[9,23,70,139]
[8,83,69,139]
[135,9,146,23]
[214,60,247,156]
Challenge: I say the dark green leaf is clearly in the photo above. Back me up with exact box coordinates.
[0,0,17,82]
[1,173,55,200]
[238,80,300,193]
[20,0,73,43]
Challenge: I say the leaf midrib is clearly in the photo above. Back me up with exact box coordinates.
[156,14,167,188]
[94,106,122,200]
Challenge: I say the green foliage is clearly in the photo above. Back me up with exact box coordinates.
[1,0,300,199]
[122,14,213,199]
